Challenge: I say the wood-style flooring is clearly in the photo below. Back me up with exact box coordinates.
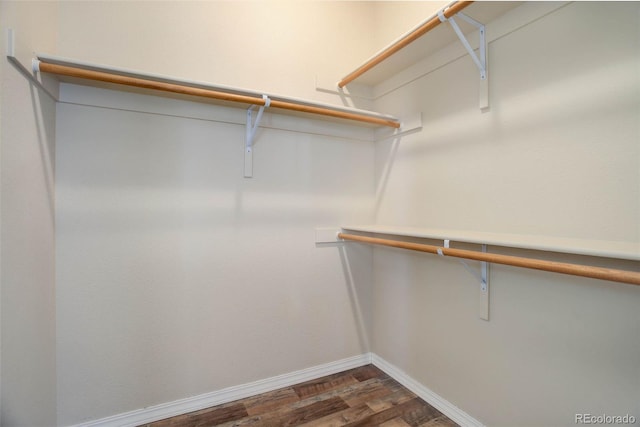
[142,364,458,427]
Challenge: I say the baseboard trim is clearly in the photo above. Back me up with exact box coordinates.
[69,352,483,427]
[370,353,485,427]
[70,353,372,427]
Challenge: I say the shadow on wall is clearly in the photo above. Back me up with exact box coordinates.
[374,134,401,220]
[313,240,372,354]
[339,243,371,352]
[29,84,56,228]
[5,56,56,226]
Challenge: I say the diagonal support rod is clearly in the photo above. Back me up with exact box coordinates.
[244,94,270,178]
[439,10,489,109]
[439,11,486,79]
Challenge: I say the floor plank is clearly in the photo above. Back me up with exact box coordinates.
[292,372,360,398]
[364,387,417,413]
[345,398,429,427]
[298,404,374,427]
[400,400,444,427]
[244,387,300,416]
[349,365,387,383]
[379,419,413,427]
[419,416,459,427]
[149,402,248,427]
[143,365,458,427]
[277,396,350,426]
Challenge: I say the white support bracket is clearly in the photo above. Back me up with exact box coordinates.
[441,240,490,321]
[5,29,57,101]
[374,112,423,142]
[244,94,270,178]
[439,10,489,110]
[479,244,490,321]
[315,227,343,244]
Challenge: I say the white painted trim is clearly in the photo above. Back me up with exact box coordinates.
[67,352,484,427]
[371,353,485,427]
[69,353,372,427]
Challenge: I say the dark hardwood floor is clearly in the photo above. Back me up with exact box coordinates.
[142,364,458,427]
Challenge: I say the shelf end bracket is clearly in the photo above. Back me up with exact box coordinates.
[439,10,489,110]
[441,239,490,321]
[479,244,490,321]
[244,94,270,178]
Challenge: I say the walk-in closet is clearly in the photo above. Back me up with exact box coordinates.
[1,1,638,426]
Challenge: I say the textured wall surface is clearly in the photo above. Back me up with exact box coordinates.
[371,2,640,426]
[1,2,58,425]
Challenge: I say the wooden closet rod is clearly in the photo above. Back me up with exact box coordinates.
[36,61,400,128]
[338,233,640,286]
[338,0,473,88]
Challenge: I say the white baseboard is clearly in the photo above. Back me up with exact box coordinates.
[70,353,372,427]
[70,352,482,427]
[370,353,485,427]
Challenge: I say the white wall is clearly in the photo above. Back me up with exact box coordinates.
[57,0,376,107]
[0,2,58,425]
[54,2,378,424]
[56,86,375,426]
[372,1,448,49]
[372,2,640,426]
[6,1,639,426]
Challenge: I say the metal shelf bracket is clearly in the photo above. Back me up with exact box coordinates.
[441,240,490,321]
[244,94,270,178]
[438,10,489,110]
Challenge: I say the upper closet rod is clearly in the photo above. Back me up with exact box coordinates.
[338,0,473,88]
[34,61,400,129]
[338,233,640,286]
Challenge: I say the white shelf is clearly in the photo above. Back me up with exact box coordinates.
[35,53,399,128]
[341,225,640,261]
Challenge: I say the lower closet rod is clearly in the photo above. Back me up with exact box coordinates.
[35,61,401,128]
[338,233,640,286]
